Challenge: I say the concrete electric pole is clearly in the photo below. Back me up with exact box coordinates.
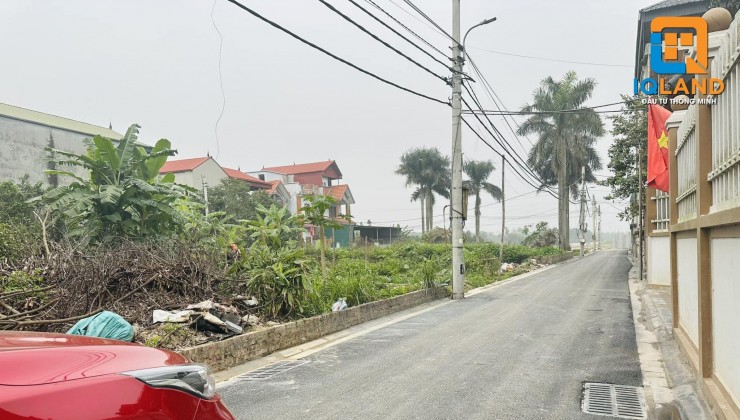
[597,204,601,250]
[578,167,587,257]
[450,4,496,299]
[499,156,505,268]
[592,195,597,251]
[450,0,464,299]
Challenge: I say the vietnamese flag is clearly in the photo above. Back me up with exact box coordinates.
[647,104,673,192]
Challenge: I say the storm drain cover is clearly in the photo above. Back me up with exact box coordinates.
[238,360,309,380]
[582,383,647,419]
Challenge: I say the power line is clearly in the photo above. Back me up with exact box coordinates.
[401,0,454,42]
[318,0,449,84]
[466,47,633,68]
[461,88,562,200]
[352,0,451,68]
[363,0,449,58]
[224,0,449,106]
[462,101,626,116]
[211,0,225,159]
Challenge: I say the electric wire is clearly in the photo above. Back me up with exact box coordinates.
[318,0,449,84]
[466,47,633,68]
[211,0,225,159]
[347,0,451,70]
[224,0,449,105]
[363,0,449,58]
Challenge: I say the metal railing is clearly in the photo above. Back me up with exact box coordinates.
[676,103,698,222]
[653,190,670,231]
[709,17,740,212]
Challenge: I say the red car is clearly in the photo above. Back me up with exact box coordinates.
[0,332,235,420]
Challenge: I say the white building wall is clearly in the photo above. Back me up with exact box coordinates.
[190,160,227,191]
[711,237,740,406]
[676,237,699,347]
[647,236,671,286]
[0,115,92,186]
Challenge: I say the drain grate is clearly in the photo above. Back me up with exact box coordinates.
[238,360,309,380]
[582,383,647,419]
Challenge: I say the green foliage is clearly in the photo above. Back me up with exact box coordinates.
[246,204,303,249]
[522,222,559,248]
[463,160,502,242]
[208,179,275,222]
[38,124,193,243]
[0,176,45,226]
[240,245,310,318]
[421,227,449,244]
[1,269,44,292]
[604,95,647,221]
[0,223,39,264]
[176,200,243,252]
[518,71,604,198]
[418,258,440,289]
[396,147,451,232]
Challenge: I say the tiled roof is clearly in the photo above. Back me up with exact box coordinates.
[160,157,210,173]
[324,184,349,201]
[267,180,282,195]
[262,160,337,175]
[224,168,271,189]
[0,102,125,140]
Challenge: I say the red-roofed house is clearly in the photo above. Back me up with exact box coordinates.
[159,157,227,191]
[266,180,291,207]
[250,160,356,246]
[222,168,272,190]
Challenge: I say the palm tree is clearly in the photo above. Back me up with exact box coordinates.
[517,71,604,250]
[463,160,502,242]
[396,147,450,233]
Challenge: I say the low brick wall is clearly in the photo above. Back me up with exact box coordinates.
[537,253,574,265]
[181,287,447,372]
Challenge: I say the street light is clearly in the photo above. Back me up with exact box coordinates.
[463,17,497,49]
[449,6,497,300]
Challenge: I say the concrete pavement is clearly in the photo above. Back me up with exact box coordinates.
[219,250,641,419]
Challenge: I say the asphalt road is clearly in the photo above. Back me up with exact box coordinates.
[220,250,640,419]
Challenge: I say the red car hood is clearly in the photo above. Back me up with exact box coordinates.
[0,332,190,385]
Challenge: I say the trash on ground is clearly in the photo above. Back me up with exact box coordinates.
[152,309,193,324]
[67,311,134,341]
[332,298,348,312]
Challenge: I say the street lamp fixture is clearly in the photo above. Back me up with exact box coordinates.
[463,17,497,49]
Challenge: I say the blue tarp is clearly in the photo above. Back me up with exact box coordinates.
[67,311,134,341]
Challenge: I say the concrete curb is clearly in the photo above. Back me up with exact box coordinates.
[627,258,712,420]
[180,286,447,372]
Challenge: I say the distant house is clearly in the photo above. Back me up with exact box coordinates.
[249,160,357,246]
[159,157,227,191]
[222,167,272,190]
[0,102,134,186]
[266,180,291,207]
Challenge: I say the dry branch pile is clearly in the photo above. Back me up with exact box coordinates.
[0,240,242,339]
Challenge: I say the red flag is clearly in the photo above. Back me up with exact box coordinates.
[646,104,672,192]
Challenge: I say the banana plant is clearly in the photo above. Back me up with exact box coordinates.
[35,124,194,243]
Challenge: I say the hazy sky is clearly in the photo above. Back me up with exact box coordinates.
[0,0,659,235]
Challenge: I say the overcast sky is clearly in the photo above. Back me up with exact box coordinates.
[0,0,659,236]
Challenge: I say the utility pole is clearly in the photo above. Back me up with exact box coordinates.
[499,156,505,267]
[202,177,209,216]
[592,195,597,252]
[597,204,601,250]
[450,0,464,299]
[638,148,644,282]
[578,167,587,257]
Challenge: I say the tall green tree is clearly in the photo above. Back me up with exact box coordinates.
[604,95,647,221]
[396,147,450,233]
[463,160,502,242]
[517,71,604,250]
[208,179,275,222]
[37,124,192,243]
